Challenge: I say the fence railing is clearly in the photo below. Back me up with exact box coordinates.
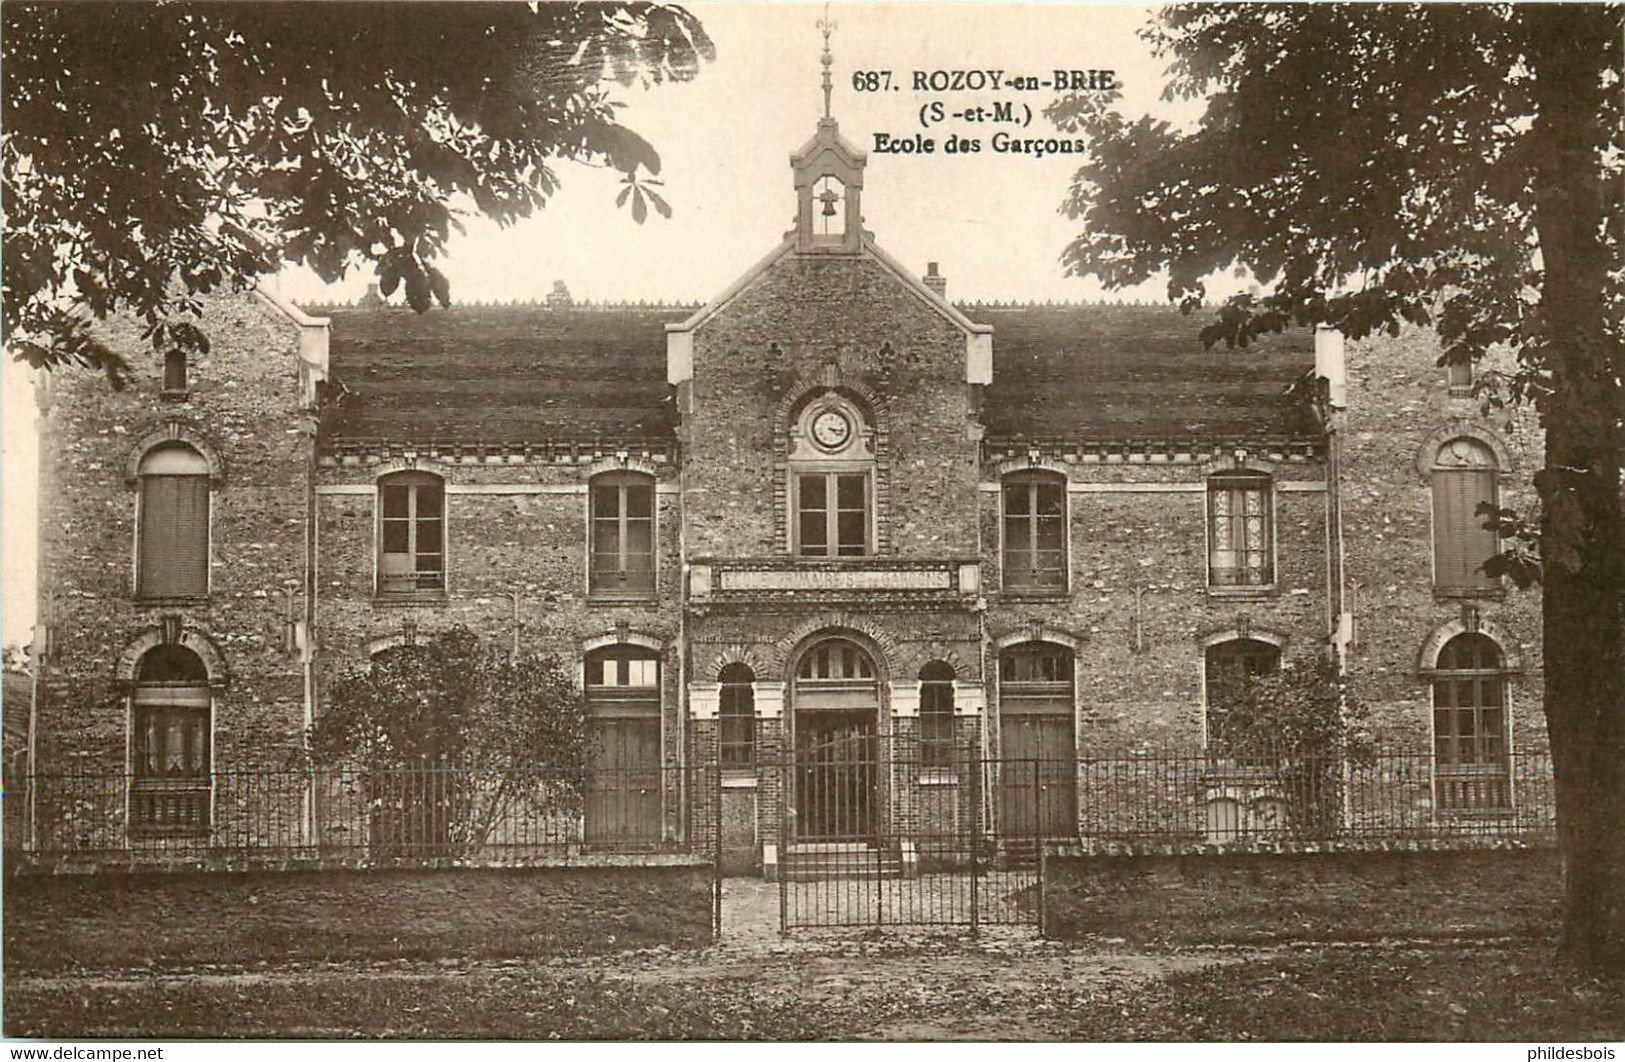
[9,763,718,865]
[3,748,1557,866]
[1075,747,1556,845]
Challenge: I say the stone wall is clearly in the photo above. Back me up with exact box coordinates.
[33,293,310,793]
[1042,844,1560,943]
[1340,327,1546,752]
[5,863,714,971]
[979,454,1331,753]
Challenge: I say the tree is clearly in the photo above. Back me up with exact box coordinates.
[1051,4,1623,971]
[310,627,589,857]
[1206,657,1373,839]
[2,1,712,382]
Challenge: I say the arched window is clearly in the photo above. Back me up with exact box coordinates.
[131,644,211,836]
[1208,471,1274,588]
[789,394,873,558]
[796,637,876,680]
[813,175,847,239]
[136,443,210,600]
[919,661,956,768]
[718,663,756,769]
[1431,438,1499,593]
[1002,471,1067,591]
[1203,638,1282,752]
[378,471,445,596]
[1433,633,1510,811]
[589,472,655,597]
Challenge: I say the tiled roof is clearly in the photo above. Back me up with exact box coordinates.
[320,306,685,445]
[974,304,1317,442]
[315,301,1316,446]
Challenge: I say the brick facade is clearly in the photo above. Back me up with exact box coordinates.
[28,110,1546,874]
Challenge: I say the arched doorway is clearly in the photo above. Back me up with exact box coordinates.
[998,641,1077,838]
[790,636,881,840]
[584,645,662,844]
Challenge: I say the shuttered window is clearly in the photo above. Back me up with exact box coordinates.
[1431,439,1498,592]
[378,472,445,596]
[1002,473,1067,590]
[1208,473,1274,587]
[590,473,656,596]
[136,444,210,599]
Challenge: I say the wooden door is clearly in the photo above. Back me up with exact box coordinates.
[586,717,661,843]
[1000,713,1077,838]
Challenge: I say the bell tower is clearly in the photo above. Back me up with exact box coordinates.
[792,15,866,254]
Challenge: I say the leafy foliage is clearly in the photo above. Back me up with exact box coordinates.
[1207,657,1373,838]
[2,1,713,382]
[1207,657,1371,761]
[310,626,588,855]
[1049,4,1622,576]
[1053,2,1624,969]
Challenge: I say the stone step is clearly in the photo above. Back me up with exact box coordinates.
[781,844,903,880]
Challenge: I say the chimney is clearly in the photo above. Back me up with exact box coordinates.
[1314,325,1347,409]
[923,262,947,299]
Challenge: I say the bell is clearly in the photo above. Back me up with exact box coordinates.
[821,197,838,218]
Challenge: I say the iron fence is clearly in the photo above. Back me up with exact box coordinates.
[2,747,1557,873]
[1076,747,1557,845]
[8,762,719,866]
[775,748,1046,930]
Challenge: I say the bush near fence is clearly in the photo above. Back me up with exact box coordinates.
[4,864,715,973]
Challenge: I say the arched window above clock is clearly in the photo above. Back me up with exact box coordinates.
[787,391,874,558]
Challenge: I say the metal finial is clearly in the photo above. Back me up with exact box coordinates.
[818,6,836,119]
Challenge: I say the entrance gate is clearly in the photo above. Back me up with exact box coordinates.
[776,753,1049,931]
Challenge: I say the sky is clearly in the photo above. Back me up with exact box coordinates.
[2,2,1213,648]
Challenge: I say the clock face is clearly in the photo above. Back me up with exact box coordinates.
[811,409,852,450]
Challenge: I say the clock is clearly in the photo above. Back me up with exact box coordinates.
[811,409,853,450]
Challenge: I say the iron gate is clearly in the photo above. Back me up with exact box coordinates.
[777,753,1057,930]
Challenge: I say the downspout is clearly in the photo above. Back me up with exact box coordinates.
[1316,326,1354,829]
[1315,326,1351,676]
[675,385,691,843]
[256,287,329,846]
[27,371,53,851]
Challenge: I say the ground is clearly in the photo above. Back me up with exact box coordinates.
[5,878,1622,1041]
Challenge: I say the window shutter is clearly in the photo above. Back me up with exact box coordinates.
[1463,469,1498,587]
[139,476,208,597]
[1434,470,1496,589]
